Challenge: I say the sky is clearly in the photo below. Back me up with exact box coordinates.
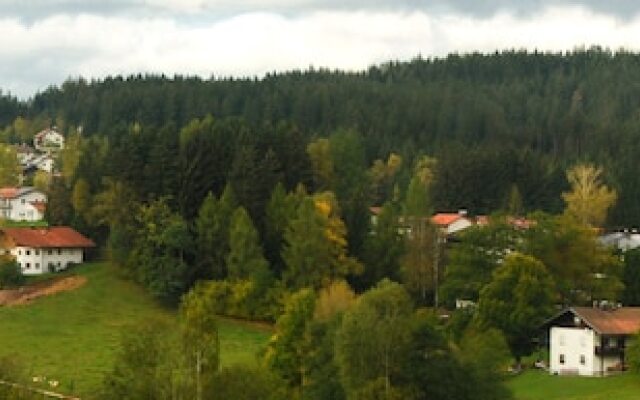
[1,1,640,98]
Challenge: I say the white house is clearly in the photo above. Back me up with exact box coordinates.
[0,227,95,275]
[599,231,640,252]
[33,128,65,152]
[544,307,640,376]
[0,187,47,221]
[431,212,473,235]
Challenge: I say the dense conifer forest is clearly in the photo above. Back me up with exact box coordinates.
[2,48,640,225]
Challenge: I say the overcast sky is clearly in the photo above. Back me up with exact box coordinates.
[1,1,640,98]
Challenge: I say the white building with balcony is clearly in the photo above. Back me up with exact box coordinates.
[544,307,640,376]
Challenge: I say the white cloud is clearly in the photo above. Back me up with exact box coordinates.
[1,5,639,98]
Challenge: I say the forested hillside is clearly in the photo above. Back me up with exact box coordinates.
[2,48,640,225]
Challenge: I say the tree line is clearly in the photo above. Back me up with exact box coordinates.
[4,48,640,224]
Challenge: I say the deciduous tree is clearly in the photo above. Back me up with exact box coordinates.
[562,163,617,227]
[476,252,555,363]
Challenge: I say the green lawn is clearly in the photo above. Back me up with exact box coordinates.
[508,370,640,400]
[0,263,272,397]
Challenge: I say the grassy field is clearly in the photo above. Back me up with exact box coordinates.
[508,370,640,400]
[0,263,272,397]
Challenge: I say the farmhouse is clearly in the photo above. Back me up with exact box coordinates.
[544,306,640,376]
[0,187,47,221]
[0,227,95,275]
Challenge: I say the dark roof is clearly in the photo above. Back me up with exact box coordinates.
[2,227,95,248]
[545,307,640,335]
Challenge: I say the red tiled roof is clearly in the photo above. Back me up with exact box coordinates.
[2,227,95,248]
[431,213,463,226]
[0,187,19,199]
[369,206,383,215]
[507,216,535,229]
[571,307,640,335]
[30,201,47,213]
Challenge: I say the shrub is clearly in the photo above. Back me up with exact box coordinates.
[0,260,24,289]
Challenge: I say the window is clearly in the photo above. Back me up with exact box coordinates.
[559,354,565,365]
[580,355,586,365]
[20,199,25,204]
[26,250,30,255]
[57,249,62,255]
[47,249,52,255]
[25,263,30,269]
[35,249,39,255]
[35,263,40,269]
[559,334,566,346]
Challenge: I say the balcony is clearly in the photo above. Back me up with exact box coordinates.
[595,344,625,356]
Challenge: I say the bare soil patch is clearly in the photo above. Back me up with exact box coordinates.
[0,276,87,306]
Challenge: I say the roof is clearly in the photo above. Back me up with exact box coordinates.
[0,187,35,199]
[2,227,95,248]
[30,201,47,213]
[507,216,535,229]
[599,232,640,251]
[369,206,382,215]
[546,307,640,335]
[431,213,465,226]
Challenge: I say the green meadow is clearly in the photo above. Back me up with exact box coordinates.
[0,263,272,397]
[508,370,640,400]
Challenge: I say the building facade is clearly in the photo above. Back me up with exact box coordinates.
[0,187,47,221]
[545,307,640,376]
[0,227,95,275]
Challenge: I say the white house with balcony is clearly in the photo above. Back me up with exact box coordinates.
[544,307,640,376]
[0,187,47,221]
[0,227,95,275]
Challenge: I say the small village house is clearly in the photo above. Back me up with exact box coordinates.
[33,128,65,152]
[431,211,473,236]
[544,306,640,376]
[0,187,47,221]
[0,227,95,275]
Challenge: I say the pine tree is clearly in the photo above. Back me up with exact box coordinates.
[226,207,269,280]
[195,185,237,280]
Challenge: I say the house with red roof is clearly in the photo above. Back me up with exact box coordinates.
[431,211,473,235]
[0,186,47,222]
[0,227,95,275]
[544,306,640,376]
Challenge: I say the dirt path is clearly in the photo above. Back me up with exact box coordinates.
[0,276,87,306]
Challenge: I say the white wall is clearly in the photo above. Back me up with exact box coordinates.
[1,190,47,221]
[12,246,84,275]
[550,326,596,376]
